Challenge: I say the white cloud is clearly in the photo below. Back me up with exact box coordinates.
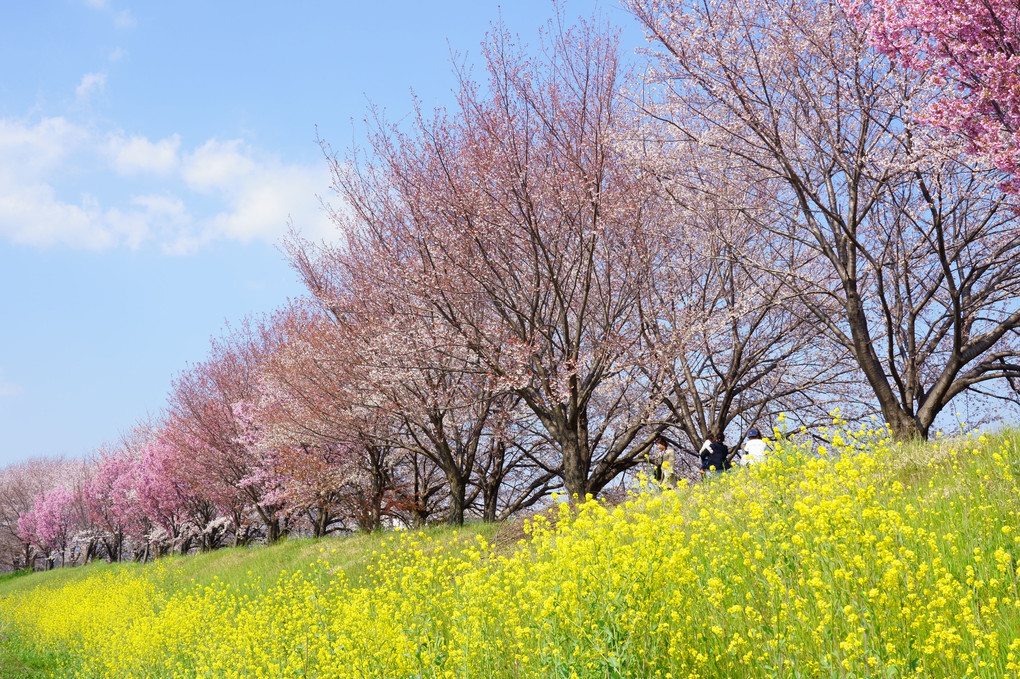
[131,193,189,218]
[183,140,257,191]
[76,72,107,101]
[0,118,119,250]
[0,117,335,253]
[109,47,128,63]
[208,163,332,243]
[106,133,181,175]
[0,186,111,250]
[181,139,334,246]
[0,186,183,251]
[0,117,88,181]
[126,193,193,251]
[105,194,191,250]
[83,0,109,9]
[0,370,21,399]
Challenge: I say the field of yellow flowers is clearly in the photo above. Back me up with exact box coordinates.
[3,421,1020,678]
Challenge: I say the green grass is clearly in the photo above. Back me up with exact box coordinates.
[0,572,32,588]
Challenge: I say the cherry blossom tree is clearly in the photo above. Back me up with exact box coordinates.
[66,461,106,565]
[19,484,76,569]
[316,17,676,501]
[284,257,529,526]
[163,319,286,543]
[86,445,138,562]
[135,431,228,555]
[17,459,101,568]
[257,304,426,531]
[472,403,561,522]
[0,457,68,570]
[627,143,870,457]
[630,0,1020,440]
[257,441,355,537]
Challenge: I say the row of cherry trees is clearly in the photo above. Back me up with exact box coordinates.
[4,0,1019,570]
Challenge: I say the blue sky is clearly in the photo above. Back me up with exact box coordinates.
[0,0,645,464]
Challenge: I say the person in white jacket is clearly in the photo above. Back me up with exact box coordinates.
[739,428,768,465]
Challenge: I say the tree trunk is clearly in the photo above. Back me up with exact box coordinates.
[359,471,384,532]
[843,286,928,441]
[360,504,381,532]
[408,507,428,528]
[561,432,592,504]
[482,479,500,522]
[311,508,331,539]
[481,441,506,522]
[447,473,467,526]
[886,411,925,441]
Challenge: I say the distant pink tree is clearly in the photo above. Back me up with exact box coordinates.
[86,447,138,561]
[163,319,286,543]
[255,441,361,537]
[133,435,198,551]
[19,485,75,568]
[850,0,1020,190]
[0,458,68,570]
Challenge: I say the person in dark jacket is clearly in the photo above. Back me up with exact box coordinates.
[700,434,731,475]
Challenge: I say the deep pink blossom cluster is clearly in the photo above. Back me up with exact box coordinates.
[18,485,73,559]
[849,0,1020,189]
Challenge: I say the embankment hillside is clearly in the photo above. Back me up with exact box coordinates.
[2,425,1019,678]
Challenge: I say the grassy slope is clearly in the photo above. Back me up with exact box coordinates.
[0,523,499,677]
[1,428,1018,677]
